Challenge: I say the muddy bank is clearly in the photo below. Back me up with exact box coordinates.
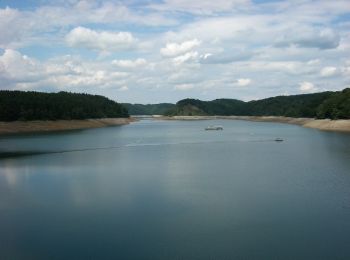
[0,118,135,135]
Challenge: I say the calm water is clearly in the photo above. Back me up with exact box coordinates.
[1,119,350,259]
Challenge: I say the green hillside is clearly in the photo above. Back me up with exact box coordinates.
[0,91,129,121]
[166,98,246,116]
[165,88,350,119]
[316,88,350,119]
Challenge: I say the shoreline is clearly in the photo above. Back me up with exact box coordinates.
[0,117,135,135]
[1,116,349,135]
[156,115,350,133]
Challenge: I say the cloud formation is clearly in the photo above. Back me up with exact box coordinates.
[174,83,195,91]
[112,58,147,68]
[66,27,136,52]
[320,67,338,77]
[299,82,317,93]
[160,39,200,57]
[236,78,252,87]
[0,49,41,83]
[0,0,349,103]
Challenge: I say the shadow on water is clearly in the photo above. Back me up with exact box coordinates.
[0,138,285,159]
[0,151,52,158]
[0,128,88,139]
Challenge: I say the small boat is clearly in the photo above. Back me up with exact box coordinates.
[205,125,223,130]
[275,138,283,142]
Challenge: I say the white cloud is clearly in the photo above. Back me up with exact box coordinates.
[174,83,195,91]
[0,49,41,82]
[118,86,129,91]
[66,26,136,52]
[299,81,317,93]
[112,58,147,68]
[236,78,252,87]
[0,49,131,91]
[173,51,199,65]
[160,39,200,57]
[320,66,338,77]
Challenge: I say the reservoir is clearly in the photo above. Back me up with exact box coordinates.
[1,119,350,259]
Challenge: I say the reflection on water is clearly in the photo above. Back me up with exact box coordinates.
[1,119,350,259]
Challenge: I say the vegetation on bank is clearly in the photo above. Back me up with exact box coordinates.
[0,91,129,121]
[165,88,350,119]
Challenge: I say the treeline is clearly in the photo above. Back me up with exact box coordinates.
[122,103,175,115]
[165,88,350,119]
[2,88,349,122]
[0,91,129,121]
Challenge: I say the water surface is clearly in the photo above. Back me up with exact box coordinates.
[1,119,350,259]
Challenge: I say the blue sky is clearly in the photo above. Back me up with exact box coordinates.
[0,0,349,103]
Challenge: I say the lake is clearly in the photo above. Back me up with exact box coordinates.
[1,119,350,259]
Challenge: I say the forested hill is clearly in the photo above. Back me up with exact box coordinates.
[122,103,175,115]
[0,91,129,121]
[165,88,350,119]
[2,88,349,121]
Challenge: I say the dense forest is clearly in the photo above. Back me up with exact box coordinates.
[0,91,129,121]
[1,88,349,122]
[165,88,350,119]
[122,103,175,115]
[316,89,350,119]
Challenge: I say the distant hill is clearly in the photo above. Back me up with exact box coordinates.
[165,88,350,119]
[122,103,175,115]
[0,91,129,121]
[167,98,246,116]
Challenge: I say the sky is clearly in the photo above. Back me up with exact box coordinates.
[0,0,349,103]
